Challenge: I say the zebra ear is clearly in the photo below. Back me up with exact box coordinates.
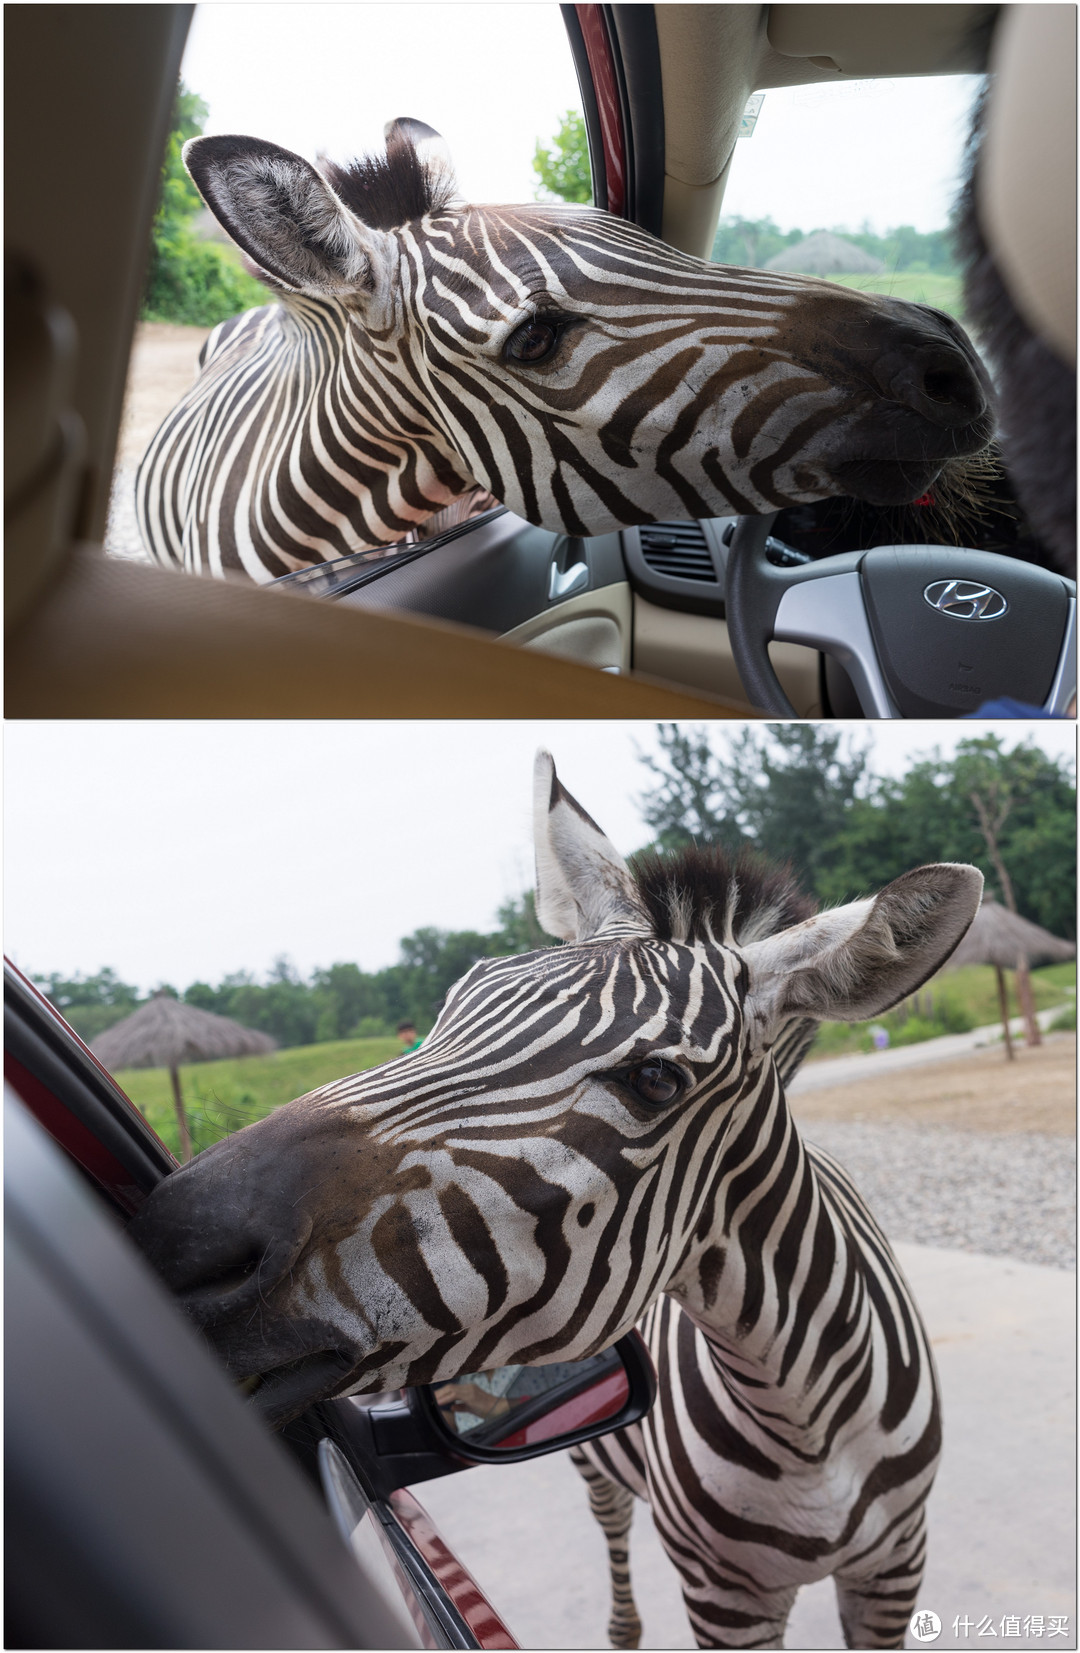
[384,117,456,188]
[533,752,653,944]
[741,864,983,1034]
[183,135,386,299]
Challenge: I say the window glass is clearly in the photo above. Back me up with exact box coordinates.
[714,76,983,322]
[106,3,585,562]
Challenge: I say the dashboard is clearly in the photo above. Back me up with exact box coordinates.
[272,479,1068,718]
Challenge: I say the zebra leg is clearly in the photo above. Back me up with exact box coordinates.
[675,1567,797,1650]
[569,1445,643,1650]
[833,1508,929,1649]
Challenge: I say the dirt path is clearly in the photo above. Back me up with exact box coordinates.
[789,1032,1075,1135]
[106,321,211,560]
[115,321,212,468]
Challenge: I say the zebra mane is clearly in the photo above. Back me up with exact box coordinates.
[628,844,816,949]
[321,123,457,231]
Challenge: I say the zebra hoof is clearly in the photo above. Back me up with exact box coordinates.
[609,1614,642,1650]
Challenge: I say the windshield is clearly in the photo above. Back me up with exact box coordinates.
[105,2,585,565]
[715,74,983,324]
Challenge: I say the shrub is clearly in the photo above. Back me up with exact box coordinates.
[1048,1003,1076,1032]
[143,232,269,328]
[812,997,975,1058]
[142,79,271,328]
[533,110,592,204]
[352,1016,393,1038]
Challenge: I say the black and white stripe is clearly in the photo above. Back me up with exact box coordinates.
[132,754,983,1649]
[135,120,993,581]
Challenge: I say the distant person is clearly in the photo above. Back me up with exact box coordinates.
[397,1020,423,1053]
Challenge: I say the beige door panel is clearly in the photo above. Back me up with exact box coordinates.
[7,549,757,719]
[632,593,823,716]
[500,583,633,674]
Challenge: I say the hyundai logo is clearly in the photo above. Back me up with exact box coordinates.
[923,579,1008,620]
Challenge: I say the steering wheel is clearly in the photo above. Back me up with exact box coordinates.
[724,514,1076,718]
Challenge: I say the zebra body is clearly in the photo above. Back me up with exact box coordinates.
[576,1132,938,1648]
[135,119,993,581]
[133,755,982,1648]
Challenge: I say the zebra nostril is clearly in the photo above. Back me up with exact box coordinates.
[922,367,968,404]
[876,345,988,428]
[181,1255,262,1302]
[130,1171,315,1327]
[166,1223,312,1327]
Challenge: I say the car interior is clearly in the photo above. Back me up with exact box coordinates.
[5,4,1075,717]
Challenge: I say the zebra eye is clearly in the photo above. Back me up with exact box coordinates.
[506,318,559,364]
[626,1059,684,1107]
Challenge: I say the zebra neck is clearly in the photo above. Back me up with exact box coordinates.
[275,294,481,513]
[666,1071,869,1442]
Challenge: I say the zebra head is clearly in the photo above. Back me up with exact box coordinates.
[182,119,994,533]
[132,754,982,1426]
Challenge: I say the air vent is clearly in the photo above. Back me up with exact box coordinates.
[638,522,716,583]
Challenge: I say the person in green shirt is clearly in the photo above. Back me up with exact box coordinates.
[396,1020,423,1054]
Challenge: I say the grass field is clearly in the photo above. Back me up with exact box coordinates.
[819,271,966,320]
[809,961,1075,1059]
[117,963,1075,1160]
[119,1035,400,1159]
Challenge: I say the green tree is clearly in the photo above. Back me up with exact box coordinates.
[489,891,555,954]
[208,957,321,1049]
[635,724,745,855]
[638,723,870,891]
[712,218,959,276]
[396,926,499,1027]
[34,968,142,1042]
[310,962,390,1041]
[142,81,270,326]
[533,110,592,205]
[815,737,1075,940]
[711,217,801,269]
[637,728,1073,942]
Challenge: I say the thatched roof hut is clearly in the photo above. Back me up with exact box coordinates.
[941,899,1074,1059]
[943,899,1076,971]
[765,231,886,275]
[92,994,275,1161]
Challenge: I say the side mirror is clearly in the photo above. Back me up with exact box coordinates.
[315,1331,656,1499]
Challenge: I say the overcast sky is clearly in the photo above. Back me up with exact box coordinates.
[6,721,1073,994]
[180,4,980,234]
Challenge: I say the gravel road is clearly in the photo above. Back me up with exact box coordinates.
[805,1122,1075,1269]
[791,1034,1076,1270]
[105,321,211,563]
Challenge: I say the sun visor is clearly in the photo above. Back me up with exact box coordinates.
[654,3,994,260]
[765,5,992,80]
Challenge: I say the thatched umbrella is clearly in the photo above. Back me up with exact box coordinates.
[765,231,886,275]
[92,993,276,1160]
[942,899,1076,1060]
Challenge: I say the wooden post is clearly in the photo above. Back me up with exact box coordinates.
[169,1064,193,1162]
[969,788,1041,1047]
[995,965,1015,1061]
[1014,951,1042,1046]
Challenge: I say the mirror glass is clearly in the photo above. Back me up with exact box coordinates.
[430,1346,629,1451]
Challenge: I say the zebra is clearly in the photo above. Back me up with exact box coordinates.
[133,753,983,1649]
[135,117,993,581]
